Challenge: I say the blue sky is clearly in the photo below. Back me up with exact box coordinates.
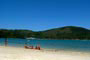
[0,0,90,31]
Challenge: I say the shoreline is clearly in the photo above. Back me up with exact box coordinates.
[1,45,90,53]
[0,46,90,60]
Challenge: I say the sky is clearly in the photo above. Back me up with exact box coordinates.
[0,0,90,31]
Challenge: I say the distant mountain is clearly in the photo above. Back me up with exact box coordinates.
[43,26,90,33]
[35,26,90,40]
[0,26,90,40]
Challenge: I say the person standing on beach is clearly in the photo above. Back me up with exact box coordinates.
[5,38,8,46]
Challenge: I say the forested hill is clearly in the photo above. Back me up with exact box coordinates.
[0,26,90,40]
[37,26,90,40]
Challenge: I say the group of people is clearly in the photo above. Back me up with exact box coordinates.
[24,45,41,50]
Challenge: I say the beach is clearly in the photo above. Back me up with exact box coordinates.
[0,46,90,60]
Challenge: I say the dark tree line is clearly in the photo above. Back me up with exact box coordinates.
[0,26,90,40]
[0,29,34,38]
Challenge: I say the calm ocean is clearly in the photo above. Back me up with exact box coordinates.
[0,38,90,52]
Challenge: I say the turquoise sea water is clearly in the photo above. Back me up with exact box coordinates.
[0,38,90,52]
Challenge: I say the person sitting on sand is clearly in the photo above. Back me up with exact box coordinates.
[29,46,33,49]
[35,46,41,50]
[24,46,33,49]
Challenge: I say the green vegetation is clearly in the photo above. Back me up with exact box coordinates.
[0,29,34,38]
[0,26,90,40]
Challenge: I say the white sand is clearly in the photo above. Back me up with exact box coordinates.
[0,46,90,60]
